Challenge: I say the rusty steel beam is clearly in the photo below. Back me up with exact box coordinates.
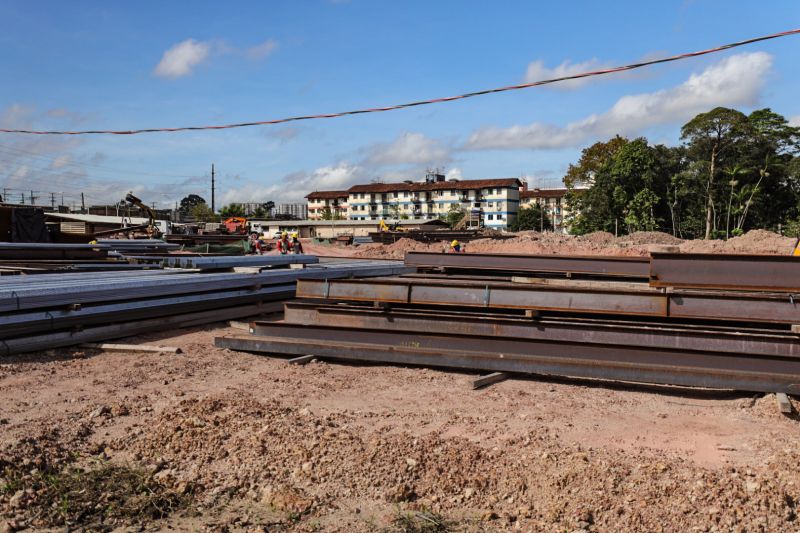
[216,325,800,393]
[280,303,800,358]
[404,252,650,277]
[650,253,800,292]
[295,277,800,324]
[297,277,667,317]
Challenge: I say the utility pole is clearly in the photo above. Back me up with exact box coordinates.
[81,192,85,213]
[50,192,55,209]
[211,163,216,213]
[30,190,37,205]
[2,188,7,203]
[20,193,25,205]
[60,193,64,207]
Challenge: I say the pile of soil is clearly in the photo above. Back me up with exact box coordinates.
[347,229,796,260]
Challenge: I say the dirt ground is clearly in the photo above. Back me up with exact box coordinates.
[2,323,800,532]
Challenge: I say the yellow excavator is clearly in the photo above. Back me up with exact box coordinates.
[379,219,407,232]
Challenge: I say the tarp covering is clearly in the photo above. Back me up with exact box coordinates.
[11,208,51,243]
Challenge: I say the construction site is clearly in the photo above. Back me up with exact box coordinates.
[0,226,797,532]
[4,4,800,531]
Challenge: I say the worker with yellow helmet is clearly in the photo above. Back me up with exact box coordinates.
[450,239,463,253]
[291,231,304,254]
[278,231,291,255]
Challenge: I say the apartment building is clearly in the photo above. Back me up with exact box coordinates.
[305,191,349,220]
[519,187,587,233]
[274,203,308,220]
[342,174,522,229]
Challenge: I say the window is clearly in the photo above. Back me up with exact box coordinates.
[488,202,493,208]
[393,192,398,198]
[403,191,408,197]
[450,190,455,196]
[487,214,494,220]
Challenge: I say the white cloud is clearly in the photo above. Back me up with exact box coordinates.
[445,167,462,181]
[790,115,800,127]
[220,162,364,204]
[524,58,613,90]
[153,39,211,79]
[364,132,451,166]
[247,39,278,60]
[467,51,773,151]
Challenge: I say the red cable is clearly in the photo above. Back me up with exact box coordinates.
[2,28,798,136]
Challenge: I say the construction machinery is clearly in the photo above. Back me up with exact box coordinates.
[379,219,407,232]
[222,217,249,235]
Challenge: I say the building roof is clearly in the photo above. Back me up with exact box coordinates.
[347,178,522,194]
[46,212,168,224]
[520,188,568,199]
[304,190,350,200]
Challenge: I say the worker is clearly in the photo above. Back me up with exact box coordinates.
[450,239,462,253]
[278,231,291,255]
[249,232,265,255]
[291,231,304,254]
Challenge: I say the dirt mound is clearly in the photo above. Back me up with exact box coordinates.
[679,229,795,255]
[618,231,683,246]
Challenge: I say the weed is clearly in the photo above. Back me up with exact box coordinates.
[1,459,188,528]
[388,509,454,533]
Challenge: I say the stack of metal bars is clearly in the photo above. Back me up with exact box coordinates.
[217,251,800,394]
[0,258,410,355]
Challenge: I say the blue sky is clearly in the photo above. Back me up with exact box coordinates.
[0,1,798,208]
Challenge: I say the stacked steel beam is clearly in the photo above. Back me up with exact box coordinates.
[0,258,409,355]
[217,251,800,393]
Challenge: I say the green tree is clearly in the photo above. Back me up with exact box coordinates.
[445,204,466,228]
[510,203,552,232]
[190,202,215,222]
[179,194,207,216]
[624,189,660,232]
[680,107,749,239]
[219,203,246,217]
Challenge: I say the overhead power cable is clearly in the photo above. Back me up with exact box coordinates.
[1,28,798,136]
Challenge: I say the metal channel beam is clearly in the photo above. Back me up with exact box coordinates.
[650,253,800,292]
[1,304,269,356]
[162,254,319,270]
[0,285,294,339]
[295,277,800,325]
[405,252,650,277]
[217,328,800,393]
[281,303,800,358]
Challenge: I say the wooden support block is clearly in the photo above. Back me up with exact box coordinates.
[649,245,681,254]
[228,321,251,331]
[791,325,800,334]
[80,343,182,354]
[776,393,793,414]
[472,372,510,390]
[289,263,306,270]
[524,309,540,318]
[287,354,316,365]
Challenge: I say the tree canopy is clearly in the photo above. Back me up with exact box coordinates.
[567,107,800,239]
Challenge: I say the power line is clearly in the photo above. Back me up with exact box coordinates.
[0,28,797,137]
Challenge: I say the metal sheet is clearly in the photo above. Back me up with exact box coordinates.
[405,252,650,277]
